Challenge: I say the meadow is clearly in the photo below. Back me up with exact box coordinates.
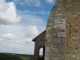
[0,53,33,60]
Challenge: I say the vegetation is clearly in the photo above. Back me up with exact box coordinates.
[0,53,33,60]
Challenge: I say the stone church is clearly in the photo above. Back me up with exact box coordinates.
[32,0,80,60]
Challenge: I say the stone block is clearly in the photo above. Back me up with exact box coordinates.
[52,48,58,51]
[52,44,58,48]
[54,57,59,60]
[59,56,65,60]
[45,57,50,60]
[46,34,51,38]
[58,44,65,48]
[53,50,59,53]
[53,23,65,29]
[57,32,66,37]
[52,38,61,43]
[59,47,65,52]
[61,38,65,43]
[53,33,57,37]
[46,27,51,30]
[46,47,50,52]
[51,52,57,56]
[54,20,65,24]
[56,53,61,57]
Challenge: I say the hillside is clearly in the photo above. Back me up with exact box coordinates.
[0,53,34,60]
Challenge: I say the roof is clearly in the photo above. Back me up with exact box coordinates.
[32,30,46,42]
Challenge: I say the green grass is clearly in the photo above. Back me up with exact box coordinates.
[0,53,34,60]
[20,57,30,60]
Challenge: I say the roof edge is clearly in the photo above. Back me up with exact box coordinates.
[32,30,46,42]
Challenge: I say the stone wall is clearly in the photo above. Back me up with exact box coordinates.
[33,31,46,60]
[45,0,66,60]
[64,0,80,60]
[45,0,80,60]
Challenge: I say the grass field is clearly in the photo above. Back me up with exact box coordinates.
[0,53,34,60]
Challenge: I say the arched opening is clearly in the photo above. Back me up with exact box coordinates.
[39,47,45,60]
[39,48,43,58]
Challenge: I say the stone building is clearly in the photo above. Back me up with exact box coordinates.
[32,0,80,60]
[32,30,46,60]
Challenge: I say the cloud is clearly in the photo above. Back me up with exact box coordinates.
[0,0,46,54]
[0,24,40,40]
[25,0,41,7]
[0,25,24,36]
[17,10,47,27]
[0,12,45,54]
[21,10,50,15]
[0,0,20,24]
[25,26,38,38]
[46,0,55,4]
[13,0,41,7]
[0,24,39,44]
[0,24,36,54]
[2,33,16,40]
[0,41,35,54]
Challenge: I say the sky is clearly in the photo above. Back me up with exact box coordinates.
[0,0,55,55]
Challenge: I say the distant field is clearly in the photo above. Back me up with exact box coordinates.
[0,53,34,60]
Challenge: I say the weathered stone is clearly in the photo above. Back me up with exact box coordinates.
[46,34,51,38]
[52,38,61,43]
[65,0,80,60]
[57,32,66,37]
[54,23,65,29]
[54,57,59,60]
[52,48,58,51]
[46,47,50,52]
[51,52,57,56]
[61,38,65,43]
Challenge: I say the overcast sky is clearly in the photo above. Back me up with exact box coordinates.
[0,0,55,55]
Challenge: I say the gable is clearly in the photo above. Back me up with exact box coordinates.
[32,30,46,42]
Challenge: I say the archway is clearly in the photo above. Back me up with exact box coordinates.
[39,47,45,60]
